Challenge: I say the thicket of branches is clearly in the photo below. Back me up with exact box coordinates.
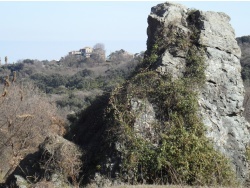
[0,72,66,182]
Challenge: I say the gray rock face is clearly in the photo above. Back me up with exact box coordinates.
[131,98,156,142]
[199,11,241,57]
[14,175,28,188]
[141,1,250,181]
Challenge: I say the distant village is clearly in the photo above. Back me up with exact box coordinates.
[0,45,140,66]
[0,47,96,66]
[67,46,138,62]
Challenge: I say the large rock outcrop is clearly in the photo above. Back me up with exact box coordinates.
[145,1,250,181]
[68,2,250,186]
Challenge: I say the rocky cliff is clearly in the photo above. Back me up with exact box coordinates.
[65,2,250,186]
[146,1,250,180]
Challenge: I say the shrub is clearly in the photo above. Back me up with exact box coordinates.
[107,71,236,186]
[0,72,66,182]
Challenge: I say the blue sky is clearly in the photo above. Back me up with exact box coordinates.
[0,1,249,63]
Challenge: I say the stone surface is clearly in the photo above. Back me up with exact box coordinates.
[197,10,249,181]
[156,51,187,79]
[199,11,241,57]
[11,173,74,188]
[131,98,156,142]
[14,175,29,188]
[6,135,82,187]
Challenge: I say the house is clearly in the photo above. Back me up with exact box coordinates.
[68,46,94,58]
[69,51,82,56]
[80,47,93,58]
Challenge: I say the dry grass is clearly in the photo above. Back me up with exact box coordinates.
[0,80,66,182]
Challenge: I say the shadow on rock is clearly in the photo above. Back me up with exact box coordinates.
[5,151,43,187]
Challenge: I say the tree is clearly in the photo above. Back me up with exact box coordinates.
[107,49,134,63]
[91,43,106,64]
[93,43,105,51]
[5,56,8,65]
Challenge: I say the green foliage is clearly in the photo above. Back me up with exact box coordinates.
[245,146,250,161]
[29,66,132,95]
[108,71,236,185]
[56,93,96,112]
[23,59,35,64]
[0,52,142,114]
[237,36,250,85]
[238,36,250,44]
[242,64,250,81]
[30,73,69,93]
[185,46,206,85]
[6,63,24,72]
[138,43,159,71]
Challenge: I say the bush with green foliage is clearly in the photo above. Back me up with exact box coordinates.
[108,71,235,185]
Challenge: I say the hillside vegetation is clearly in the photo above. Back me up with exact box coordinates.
[0,73,65,183]
[0,46,145,187]
[0,47,143,114]
[237,36,250,122]
[237,36,250,84]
